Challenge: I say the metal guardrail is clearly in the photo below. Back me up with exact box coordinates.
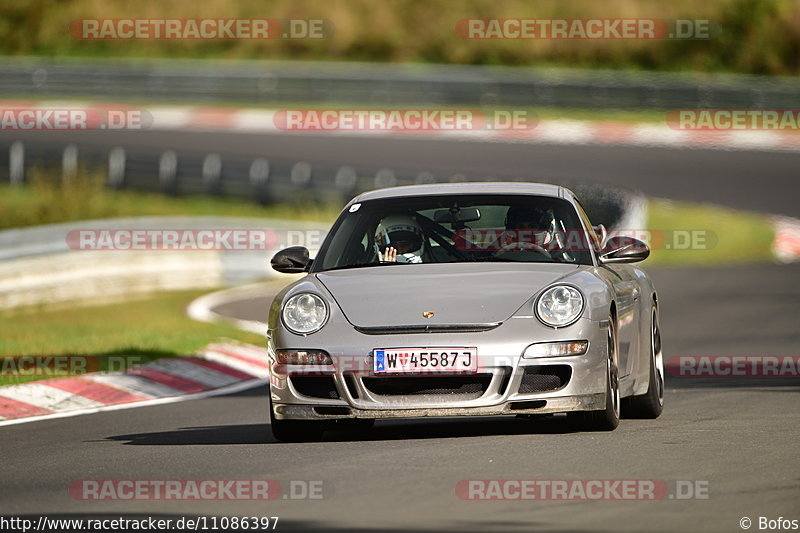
[1,57,798,109]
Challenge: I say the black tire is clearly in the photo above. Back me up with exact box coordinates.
[623,306,665,419]
[569,314,620,431]
[269,396,324,442]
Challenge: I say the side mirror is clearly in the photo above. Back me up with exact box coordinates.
[599,236,650,264]
[271,246,311,273]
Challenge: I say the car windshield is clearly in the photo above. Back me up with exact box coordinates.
[313,194,595,271]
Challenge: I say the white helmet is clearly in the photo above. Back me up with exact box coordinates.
[374,214,424,263]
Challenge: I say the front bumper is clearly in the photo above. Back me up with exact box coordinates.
[274,393,606,420]
[269,316,610,421]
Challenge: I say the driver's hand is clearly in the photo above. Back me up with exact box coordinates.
[378,246,397,262]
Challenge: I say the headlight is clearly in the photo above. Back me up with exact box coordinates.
[282,293,328,334]
[535,285,584,328]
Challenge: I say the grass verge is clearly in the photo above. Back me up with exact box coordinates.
[0,169,343,230]
[643,198,775,266]
[0,289,266,386]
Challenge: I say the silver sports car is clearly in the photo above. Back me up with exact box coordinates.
[267,182,664,441]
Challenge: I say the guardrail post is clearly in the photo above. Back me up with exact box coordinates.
[108,147,126,189]
[375,168,396,189]
[335,166,357,190]
[62,144,78,184]
[9,141,24,185]
[335,166,358,201]
[249,158,270,186]
[159,150,178,194]
[290,161,312,187]
[202,153,223,194]
[249,158,270,204]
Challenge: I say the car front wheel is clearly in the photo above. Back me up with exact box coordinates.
[569,315,620,431]
[623,305,665,418]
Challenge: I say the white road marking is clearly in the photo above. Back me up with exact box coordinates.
[0,383,103,411]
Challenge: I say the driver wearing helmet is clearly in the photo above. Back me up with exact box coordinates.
[503,205,574,261]
[504,205,557,248]
[375,214,426,263]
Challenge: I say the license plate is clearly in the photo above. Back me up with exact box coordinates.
[372,348,478,374]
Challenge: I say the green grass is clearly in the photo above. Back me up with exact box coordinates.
[532,108,666,124]
[0,289,267,386]
[267,104,669,124]
[643,198,775,266]
[0,170,342,230]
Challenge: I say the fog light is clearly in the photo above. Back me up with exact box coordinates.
[275,349,332,365]
[523,341,588,358]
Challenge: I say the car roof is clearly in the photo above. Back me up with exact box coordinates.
[352,182,571,203]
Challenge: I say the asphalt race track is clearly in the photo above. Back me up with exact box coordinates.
[2,133,799,532]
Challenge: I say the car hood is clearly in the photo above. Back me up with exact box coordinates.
[316,262,581,327]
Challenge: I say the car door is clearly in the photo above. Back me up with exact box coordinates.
[600,264,640,378]
[573,198,640,378]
